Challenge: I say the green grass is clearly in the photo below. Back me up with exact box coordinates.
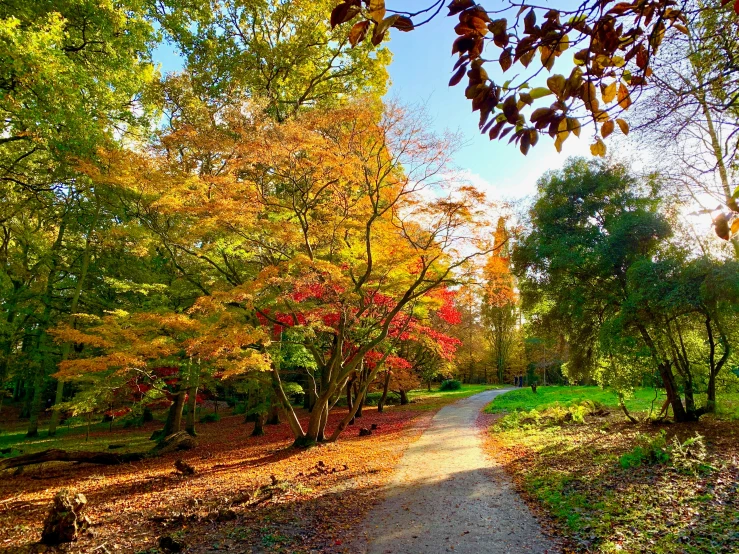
[486,386,739,418]
[485,385,665,414]
[403,383,506,411]
[486,387,739,553]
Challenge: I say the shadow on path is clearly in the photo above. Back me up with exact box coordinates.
[352,389,558,554]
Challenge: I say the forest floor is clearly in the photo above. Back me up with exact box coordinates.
[350,388,558,554]
[481,386,739,554]
[0,385,497,553]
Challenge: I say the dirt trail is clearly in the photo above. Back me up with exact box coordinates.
[352,389,557,553]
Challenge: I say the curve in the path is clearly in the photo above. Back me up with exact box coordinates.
[354,389,557,554]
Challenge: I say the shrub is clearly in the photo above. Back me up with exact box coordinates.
[619,431,670,469]
[200,413,220,423]
[670,433,710,474]
[439,379,462,391]
[494,400,607,430]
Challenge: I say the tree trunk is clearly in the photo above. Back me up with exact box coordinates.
[346,377,355,425]
[185,384,198,436]
[399,389,408,405]
[427,380,431,392]
[0,449,146,471]
[271,366,305,443]
[267,404,280,425]
[162,389,186,437]
[353,381,363,418]
[252,413,265,436]
[377,371,391,413]
[28,213,70,437]
[26,362,45,437]
[329,366,380,442]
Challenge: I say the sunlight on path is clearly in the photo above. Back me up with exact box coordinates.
[353,389,557,554]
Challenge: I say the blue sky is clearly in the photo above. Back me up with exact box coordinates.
[151,11,593,203]
[383,12,592,203]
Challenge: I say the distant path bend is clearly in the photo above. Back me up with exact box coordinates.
[354,389,557,554]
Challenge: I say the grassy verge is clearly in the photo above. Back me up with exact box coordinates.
[405,383,506,411]
[485,385,664,414]
[483,387,739,553]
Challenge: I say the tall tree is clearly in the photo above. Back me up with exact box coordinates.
[482,217,517,383]
[513,158,738,421]
[153,0,390,119]
[629,0,739,251]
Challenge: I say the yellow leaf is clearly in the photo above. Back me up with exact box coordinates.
[566,117,581,137]
[590,138,607,157]
[616,118,629,135]
[582,82,599,113]
[369,0,385,22]
[602,81,617,103]
[618,84,631,110]
[731,218,739,235]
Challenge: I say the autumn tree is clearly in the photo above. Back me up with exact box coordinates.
[481,217,518,383]
[85,100,492,444]
[0,0,158,435]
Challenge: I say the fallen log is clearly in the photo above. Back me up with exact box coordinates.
[0,432,197,471]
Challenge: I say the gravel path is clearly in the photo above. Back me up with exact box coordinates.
[353,389,558,554]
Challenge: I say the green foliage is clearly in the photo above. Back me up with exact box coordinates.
[152,0,390,118]
[670,433,711,475]
[199,413,221,423]
[494,399,605,430]
[439,379,462,391]
[619,431,670,468]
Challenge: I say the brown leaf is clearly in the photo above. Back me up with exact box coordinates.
[502,95,519,123]
[530,107,553,123]
[488,18,507,35]
[500,47,513,71]
[617,84,631,109]
[449,65,467,86]
[546,74,566,96]
[524,9,536,32]
[715,213,730,240]
[392,16,414,31]
[520,131,531,155]
[488,120,506,140]
[601,120,614,138]
[348,21,371,47]
[330,3,360,28]
[616,118,629,135]
[448,0,476,16]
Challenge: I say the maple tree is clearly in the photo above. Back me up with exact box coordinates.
[77,100,491,445]
[331,0,738,157]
